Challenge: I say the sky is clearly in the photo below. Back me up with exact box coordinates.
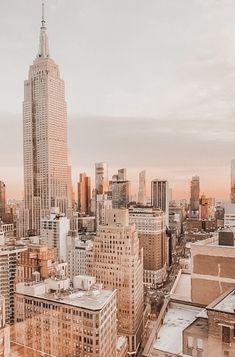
[1,0,235,200]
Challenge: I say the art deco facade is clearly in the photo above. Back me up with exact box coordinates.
[129,205,167,286]
[89,208,144,354]
[23,7,71,235]
[14,277,117,357]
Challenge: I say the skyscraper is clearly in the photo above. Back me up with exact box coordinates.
[138,170,146,205]
[190,176,200,217]
[77,172,91,215]
[95,162,108,195]
[112,169,131,208]
[0,181,6,221]
[23,5,71,235]
[151,179,169,226]
[89,208,143,353]
[231,159,235,204]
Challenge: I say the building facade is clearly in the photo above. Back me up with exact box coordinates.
[151,179,169,226]
[190,176,200,218]
[0,181,6,221]
[138,170,146,205]
[23,6,71,235]
[89,208,143,354]
[14,277,117,357]
[129,205,167,287]
[77,173,91,215]
[95,162,108,195]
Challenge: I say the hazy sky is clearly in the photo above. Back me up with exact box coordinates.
[1,0,235,200]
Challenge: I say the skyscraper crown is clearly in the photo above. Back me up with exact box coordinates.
[38,3,49,58]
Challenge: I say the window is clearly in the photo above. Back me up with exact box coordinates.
[222,326,231,344]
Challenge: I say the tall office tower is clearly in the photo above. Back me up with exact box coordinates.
[0,181,6,220]
[138,170,146,205]
[151,179,169,226]
[129,205,167,287]
[190,176,200,217]
[95,162,108,194]
[16,245,57,283]
[90,208,143,353]
[41,208,70,261]
[0,296,10,357]
[96,193,112,225]
[112,169,131,209]
[23,5,71,236]
[0,242,26,324]
[231,159,235,203]
[14,276,117,357]
[77,172,91,215]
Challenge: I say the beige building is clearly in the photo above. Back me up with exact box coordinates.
[14,276,117,357]
[112,171,131,209]
[77,173,91,215]
[0,243,26,324]
[23,5,71,235]
[129,205,167,287]
[89,208,144,354]
[16,244,57,283]
[191,230,235,305]
[0,181,6,221]
[0,296,10,357]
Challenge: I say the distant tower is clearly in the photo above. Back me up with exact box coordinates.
[151,179,169,226]
[77,173,91,215]
[23,4,71,235]
[112,169,131,208]
[231,160,235,204]
[190,176,200,217]
[0,181,6,220]
[138,170,146,205]
[95,162,108,195]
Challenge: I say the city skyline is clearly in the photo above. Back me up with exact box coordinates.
[1,0,235,200]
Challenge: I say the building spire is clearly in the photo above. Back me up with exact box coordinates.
[38,2,49,58]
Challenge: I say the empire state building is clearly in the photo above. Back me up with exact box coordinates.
[23,5,71,235]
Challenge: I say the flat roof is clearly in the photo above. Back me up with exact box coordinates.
[171,271,191,302]
[153,303,200,355]
[153,304,200,355]
[16,283,115,312]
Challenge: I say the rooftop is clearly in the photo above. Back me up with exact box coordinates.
[16,280,115,311]
[171,271,191,302]
[211,289,235,314]
[153,303,201,355]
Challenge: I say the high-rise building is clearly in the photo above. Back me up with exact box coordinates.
[200,194,215,220]
[112,169,131,209]
[96,193,112,226]
[89,208,143,354]
[231,159,235,203]
[14,276,117,357]
[77,172,91,215]
[0,296,10,357]
[129,205,167,287]
[95,162,108,194]
[0,181,6,221]
[138,170,146,205]
[151,179,169,226]
[0,241,26,324]
[41,208,70,261]
[23,5,71,235]
[190,176,200,217]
